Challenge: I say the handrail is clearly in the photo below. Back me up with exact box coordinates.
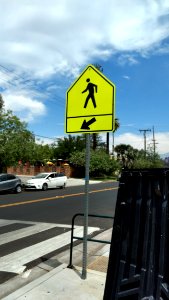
[67,213,114,269]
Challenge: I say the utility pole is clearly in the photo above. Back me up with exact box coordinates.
[139,129,151,155]
[152,126,158,156]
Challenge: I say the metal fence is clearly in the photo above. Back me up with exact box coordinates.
[104,168,169,300]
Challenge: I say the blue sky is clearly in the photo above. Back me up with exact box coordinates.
[0,0,169,154]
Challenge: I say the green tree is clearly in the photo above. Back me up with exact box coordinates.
[30,143,55,165]
[115,144,138,168]
[132,149,164,168]
[0,98,35,169]
[90,133,103,151]
[54,135,86,160]
[115,143,164,169]
[0,94,60,169]
[70,149,120,177]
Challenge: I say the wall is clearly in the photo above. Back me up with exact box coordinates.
[7,164,72,178]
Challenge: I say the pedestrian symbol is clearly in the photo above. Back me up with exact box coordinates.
[65,64,116,133]
[82,78,97,108]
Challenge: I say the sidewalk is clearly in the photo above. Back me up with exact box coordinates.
[2,230,111,300]
[3,264,106,300]
[17,175,102,186]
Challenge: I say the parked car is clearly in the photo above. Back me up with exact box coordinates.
[0,173,22,193]
[25,172,67,191]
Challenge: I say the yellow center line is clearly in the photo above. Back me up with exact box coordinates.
[0,187,118,208]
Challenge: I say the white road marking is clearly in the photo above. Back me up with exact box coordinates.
[0,219,76,227]
[0,219,82,245]
[0,219,17,227]
[0,219,37,227]
[0,223,65,246]
[0,225,100,274]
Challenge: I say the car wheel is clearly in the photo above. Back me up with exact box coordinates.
[59,183,66,189]
[15,185,22,193]
[42,183,48,191]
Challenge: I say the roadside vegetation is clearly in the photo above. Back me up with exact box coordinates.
[0,94,164,176]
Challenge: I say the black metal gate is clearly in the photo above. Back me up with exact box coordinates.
[104,169,169,300]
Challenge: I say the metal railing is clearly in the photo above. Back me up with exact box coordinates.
[67,213,114,269]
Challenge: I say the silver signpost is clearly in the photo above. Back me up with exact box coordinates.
[81,133,90,279]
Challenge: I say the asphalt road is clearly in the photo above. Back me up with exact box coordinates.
[0,181,119,227]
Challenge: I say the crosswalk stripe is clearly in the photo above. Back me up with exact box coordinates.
[0,219,80,228]
[0,223,83,246]
[0,219,18,227]
[0,219,38,227]
[0,223,63,246]
[0,219,82,245]
[0,226,99,274]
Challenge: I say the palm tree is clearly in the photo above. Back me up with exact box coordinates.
[114,118,120,131]
[112,118,120,155]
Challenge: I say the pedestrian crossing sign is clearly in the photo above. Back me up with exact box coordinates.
[65,64,116,133]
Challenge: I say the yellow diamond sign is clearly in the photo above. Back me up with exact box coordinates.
[65,64,116,133]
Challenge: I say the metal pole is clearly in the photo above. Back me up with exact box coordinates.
[82,133,90,279]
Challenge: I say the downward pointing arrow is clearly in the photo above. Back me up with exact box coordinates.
[81,117,96,130]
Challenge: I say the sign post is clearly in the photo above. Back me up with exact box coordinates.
[81,133,90,279]
[65,64,116,279]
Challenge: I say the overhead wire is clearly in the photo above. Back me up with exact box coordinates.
[0,63,65,108]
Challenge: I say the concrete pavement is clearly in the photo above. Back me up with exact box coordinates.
[3,264,106,300]
[2,229,112,300]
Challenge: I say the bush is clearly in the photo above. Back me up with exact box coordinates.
[132,152,164,169]
[70,150,120,177]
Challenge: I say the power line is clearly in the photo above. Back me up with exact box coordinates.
[0,64,65,108]
[0,64,68,136]
[0,63,47,96]
[0,63,37,87]
[0,76,16,87]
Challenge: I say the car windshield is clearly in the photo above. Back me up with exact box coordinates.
[34,173,49,179]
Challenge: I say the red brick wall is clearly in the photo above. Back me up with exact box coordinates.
[7,164,72,178]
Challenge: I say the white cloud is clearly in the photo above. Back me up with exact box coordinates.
[123,75,130,80]
[121,123,135,127]
[114,133,144,150]
[155,132,169,154]
[3,92,46,122]
[118,55,139,66]
[113,132,169,155]
[0,0,169,77]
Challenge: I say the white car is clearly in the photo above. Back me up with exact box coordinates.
[25,172,67,191]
